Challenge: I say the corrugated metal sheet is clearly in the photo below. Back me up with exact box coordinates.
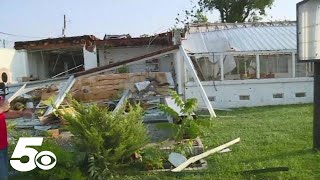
[182,25,297,53]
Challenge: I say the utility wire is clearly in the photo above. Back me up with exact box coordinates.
[0,31,48,39]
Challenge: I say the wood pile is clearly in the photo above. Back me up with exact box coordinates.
[71,72,174,102]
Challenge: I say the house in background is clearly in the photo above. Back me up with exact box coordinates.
[0,48,28,83]
[13,35,99,80]
[95,32,174,73]
[181,21,314,108]
[12,32,175,80]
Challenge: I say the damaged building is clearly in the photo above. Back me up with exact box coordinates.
[1,21,315,112]
[181,21,314,108]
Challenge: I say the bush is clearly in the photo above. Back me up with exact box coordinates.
[56,99,149,179]
[140,147,167,170]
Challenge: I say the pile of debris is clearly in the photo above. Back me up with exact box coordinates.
[7,72,177,136]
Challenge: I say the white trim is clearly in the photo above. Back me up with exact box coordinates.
[220,54,224,81]
[189,50,297,56]
[185,77,314,86]
[292,52,296,78]
[256,54,260,79]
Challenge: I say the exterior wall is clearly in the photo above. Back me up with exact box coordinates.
[0,48,28,83]
[185,78,314,109]
[97,45,172,72]
[27,52,50,80]
[83,46,98,70]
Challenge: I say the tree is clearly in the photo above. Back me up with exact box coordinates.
[175,5,209,27]
[193,9,209,23]
[198,0,274,23]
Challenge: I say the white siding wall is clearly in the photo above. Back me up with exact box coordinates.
[97,45,173,72]
[0,48,28,83]
[83,46,98,70]
[185,78,314,109]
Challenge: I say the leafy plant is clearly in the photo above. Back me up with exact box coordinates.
[173,140,194,158]
[159,90,202,141]
[117,66,129,73]
[159,89,198,122]
[55,98,149,179]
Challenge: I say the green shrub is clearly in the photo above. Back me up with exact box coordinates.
[140,147,167,170]
[7,136,85,180]
[56,98,149,179]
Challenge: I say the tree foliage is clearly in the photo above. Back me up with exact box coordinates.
[175,4,209,27]
[198,0,274,22]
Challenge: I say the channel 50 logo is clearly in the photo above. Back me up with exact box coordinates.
[10,137,57,172]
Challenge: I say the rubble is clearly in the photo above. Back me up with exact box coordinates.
[6,71,178,136]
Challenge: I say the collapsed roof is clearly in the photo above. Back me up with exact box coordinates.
[14,35,100,52]
[14,32,173,52]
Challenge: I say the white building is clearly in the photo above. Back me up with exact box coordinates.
[0,48,28,83]
[181,21,314,109]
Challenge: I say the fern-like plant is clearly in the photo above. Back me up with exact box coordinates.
[55,98,149,179]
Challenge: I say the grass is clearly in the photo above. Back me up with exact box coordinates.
[122,104,320,180]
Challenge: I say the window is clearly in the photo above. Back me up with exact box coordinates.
[239,95,250,100]
[273,93,284,99]
[190,56,220,81]
[208,96,216,102]
[260,54,290,78]
[296,92,306,98]
[227,55,256,80]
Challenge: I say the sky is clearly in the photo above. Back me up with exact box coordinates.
[0,0,301,46]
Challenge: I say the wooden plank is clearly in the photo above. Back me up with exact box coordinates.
[74,45,179,78]
[172,138,240,172]
[180,46,217,118]
[113,90,131,113]
[7,84,26,103]
[43,75,76,117]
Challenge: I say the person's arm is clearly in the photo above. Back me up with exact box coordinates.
[0,100,10,114]
[0,100,33,119]
[6,110,33,119]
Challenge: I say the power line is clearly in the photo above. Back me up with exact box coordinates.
[0,31,48,39]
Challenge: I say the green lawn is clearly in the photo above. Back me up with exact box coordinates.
[124,104,320,180]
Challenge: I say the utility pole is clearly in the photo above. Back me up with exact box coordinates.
[314,62,320,150]
[62,14,66,37]
[297,0,320,150]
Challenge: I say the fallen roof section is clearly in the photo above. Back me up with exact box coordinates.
[14,35,100,52]
[74,44,180,77]
[96,32,173,47]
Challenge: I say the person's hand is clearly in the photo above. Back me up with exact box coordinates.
[0,100,10,114]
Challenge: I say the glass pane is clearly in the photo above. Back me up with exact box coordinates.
[226,55,256,80]
[260,54,290,78]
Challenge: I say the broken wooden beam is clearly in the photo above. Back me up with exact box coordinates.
[180,46,217,118]
[171,137,240,172]
[7,84,26,103]
[43,75,76,117]
[74,45,179,77]
[113,90,131,113]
